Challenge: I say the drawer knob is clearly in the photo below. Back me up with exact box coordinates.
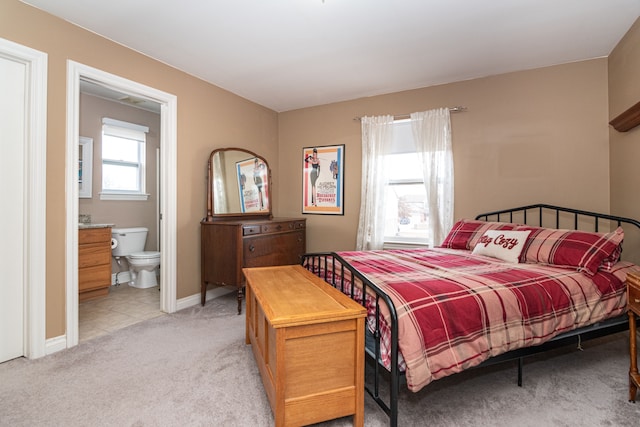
[276,225,283,231]
[635,298,640,304]
[249,244,255,252]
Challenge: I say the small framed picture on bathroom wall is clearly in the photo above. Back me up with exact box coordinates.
[79,136,93,198]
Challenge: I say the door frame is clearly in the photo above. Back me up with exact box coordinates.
[0,38,47,359]
[65,61,178,347]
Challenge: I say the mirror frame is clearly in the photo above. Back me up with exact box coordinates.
[204,147,273,222]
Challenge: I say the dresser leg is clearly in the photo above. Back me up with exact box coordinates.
[629,310,638,402]
[237,286,244,315]
[201,281,207,306]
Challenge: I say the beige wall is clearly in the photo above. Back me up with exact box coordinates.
[278,59,611,252]
[610,17,640,217]
[609,17,640,265]
[1,0,278,338]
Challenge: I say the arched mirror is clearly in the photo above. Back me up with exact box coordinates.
[205,147,272,221]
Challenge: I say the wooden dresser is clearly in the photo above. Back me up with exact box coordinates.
[78,226,112,302]
[243,265,366,427]
[628,271,640,402]
[201,217,306,313]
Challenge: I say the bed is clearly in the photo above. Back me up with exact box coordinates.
[301,204,640,427]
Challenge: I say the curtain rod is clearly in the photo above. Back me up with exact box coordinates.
[353,106,467,122]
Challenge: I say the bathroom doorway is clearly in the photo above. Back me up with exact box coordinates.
[78,81,163,342]
[66,61,178,348]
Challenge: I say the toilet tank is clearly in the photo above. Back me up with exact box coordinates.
[111,227,148,257]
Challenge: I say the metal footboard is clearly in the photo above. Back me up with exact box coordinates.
[301,252,401,426]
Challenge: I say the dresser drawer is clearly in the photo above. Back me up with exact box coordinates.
[263,220,306,232]
[261,221,295,234]
[243,225,262,236]
[244,231,305,267]
[244,220,307,235]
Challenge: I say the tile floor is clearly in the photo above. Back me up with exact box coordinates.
[78,284,164,342]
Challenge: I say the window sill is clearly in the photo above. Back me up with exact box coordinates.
[99,192,150,201]
[383,240,430,250]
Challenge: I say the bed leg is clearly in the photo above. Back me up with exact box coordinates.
[517,357,523,387]
[390,375,399,427]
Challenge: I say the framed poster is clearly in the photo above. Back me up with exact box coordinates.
[78,136,93,198]
[235,157,269,213]
[302,144,344,215]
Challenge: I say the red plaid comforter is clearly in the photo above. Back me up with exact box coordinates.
[329,248,636,392]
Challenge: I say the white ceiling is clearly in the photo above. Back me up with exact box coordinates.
[23,0,640,112]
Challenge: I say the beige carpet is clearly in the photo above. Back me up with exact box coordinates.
[2,292,640,426]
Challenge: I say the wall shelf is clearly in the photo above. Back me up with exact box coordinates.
[610,101,640,132]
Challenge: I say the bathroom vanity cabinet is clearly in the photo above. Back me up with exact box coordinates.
[200,217,306,313]
[79,226,112,302]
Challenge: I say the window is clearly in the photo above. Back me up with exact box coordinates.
[384,120,448,247]
[383,119,445,247]
[358,110,453,251]
[100,118,149,200]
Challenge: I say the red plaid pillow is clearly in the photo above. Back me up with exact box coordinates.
[515,226,624,276]
[600,244,623,272]
[440,219,518,250]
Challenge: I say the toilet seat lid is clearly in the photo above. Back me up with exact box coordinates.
[129,251,160,259]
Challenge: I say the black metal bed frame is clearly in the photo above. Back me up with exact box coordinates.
[301,204,640,427]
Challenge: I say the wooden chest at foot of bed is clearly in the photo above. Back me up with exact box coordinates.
[243,265,366,427]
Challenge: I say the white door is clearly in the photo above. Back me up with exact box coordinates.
[0,54,26,362]
[0,38,47,361]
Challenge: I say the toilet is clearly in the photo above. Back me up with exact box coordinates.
[111,227,161,289]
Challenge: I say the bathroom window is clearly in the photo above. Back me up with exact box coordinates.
[100,118,150,201]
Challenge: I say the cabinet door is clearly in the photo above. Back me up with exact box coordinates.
[78,243,111,268]
[79,227,111,244]
[78,228,112,296]
[244,231,305,268]
[202,223,244,286]
[79,265,111,292]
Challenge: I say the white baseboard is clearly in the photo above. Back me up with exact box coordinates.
[45,335,67,355]
[176,286,236,311]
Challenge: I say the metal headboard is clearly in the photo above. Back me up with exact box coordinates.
[475,203,640,231]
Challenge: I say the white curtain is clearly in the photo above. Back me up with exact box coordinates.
[411,108,454,246]
[356,115,394,250]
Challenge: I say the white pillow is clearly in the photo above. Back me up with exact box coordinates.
[471,230,531,263]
